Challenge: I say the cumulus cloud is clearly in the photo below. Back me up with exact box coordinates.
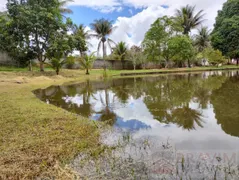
[0,0,7,11]
[99,0,226,54]
[110,6,167,46]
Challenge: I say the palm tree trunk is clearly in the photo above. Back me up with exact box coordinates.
[56,68,59,75]
[86,68,89,75]
[102,41,106,70]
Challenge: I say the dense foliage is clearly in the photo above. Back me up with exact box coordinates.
[211,0,239,64]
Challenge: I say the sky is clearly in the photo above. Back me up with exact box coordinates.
[0,0,227,53]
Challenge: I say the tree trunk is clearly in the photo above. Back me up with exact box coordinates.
[237,59,239,66]
[121,60,125,70]
[102,41,106,70]
[178,61,183,68]
[28,60,32,72]
[133,64,136,70]
[188,59,191,68]
[56,68,59,75]
[40,61,44,72]
[86,68,89,75]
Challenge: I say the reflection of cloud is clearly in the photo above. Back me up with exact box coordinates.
[59,84,239,151]
[132,106,239,151]
[63,95,83,107]
[115,97,162,128]
[115,117,151,131]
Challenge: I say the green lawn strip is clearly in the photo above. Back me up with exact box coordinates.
[120,66,239,76]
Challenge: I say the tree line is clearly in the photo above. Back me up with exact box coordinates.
[0,0,238,74]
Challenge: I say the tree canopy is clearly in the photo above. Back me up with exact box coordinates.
[0,0,68,71]
[211,0,239,62]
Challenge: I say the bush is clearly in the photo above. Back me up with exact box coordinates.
[201,47,226,66]
[65,56,75,69]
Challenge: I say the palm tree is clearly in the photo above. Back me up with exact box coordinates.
[114,41,128,61]
[175,5,205,35]
[47,58,66,75]
[113,41,128,69]
[90,18,116,68]
[78,52,96,75]
[73,24,91,56]
[59,0,73,14]
[194,27,211,52]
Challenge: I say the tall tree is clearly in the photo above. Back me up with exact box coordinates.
[168,35,195,67]
[127,45,142,70]
[211,0,239,65]
[0,1,36,67]
[194,27,211,52]
[90,18,116,68]
[73,24,91,56]
[46,26,75,75]
[142,16,179,67]
[59,0,73,14]
[3,0,65,71]
[175,5,205,35]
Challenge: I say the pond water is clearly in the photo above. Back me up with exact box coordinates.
[34,71,239,179]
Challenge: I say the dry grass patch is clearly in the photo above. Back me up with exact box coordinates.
[0,70,105,179]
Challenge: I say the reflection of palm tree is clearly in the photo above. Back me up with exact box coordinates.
[98,85,117,126]
[78,80,95,117]
[98,109,117,126]
[112,80,131,104]
[194,87,211,109]
[171,106,203,130]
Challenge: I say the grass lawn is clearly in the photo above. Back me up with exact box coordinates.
[0,69,108,179]
[0,65,238,179]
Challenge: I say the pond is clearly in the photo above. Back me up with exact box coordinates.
[34,70,239,179]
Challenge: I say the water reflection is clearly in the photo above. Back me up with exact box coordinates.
[34,71,239,138]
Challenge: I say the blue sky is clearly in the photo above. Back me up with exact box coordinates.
[66,6,144,26]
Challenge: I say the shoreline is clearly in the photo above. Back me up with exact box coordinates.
[120,66,239,76]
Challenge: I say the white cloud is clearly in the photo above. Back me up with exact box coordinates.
[110,6,167,47]
[0,0,6,11]
[90,0,226,54]
[93,5,123,13]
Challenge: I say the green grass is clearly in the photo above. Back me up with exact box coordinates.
[0,66,53,72]
[0,69,108,179]
[119,65,239,76]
